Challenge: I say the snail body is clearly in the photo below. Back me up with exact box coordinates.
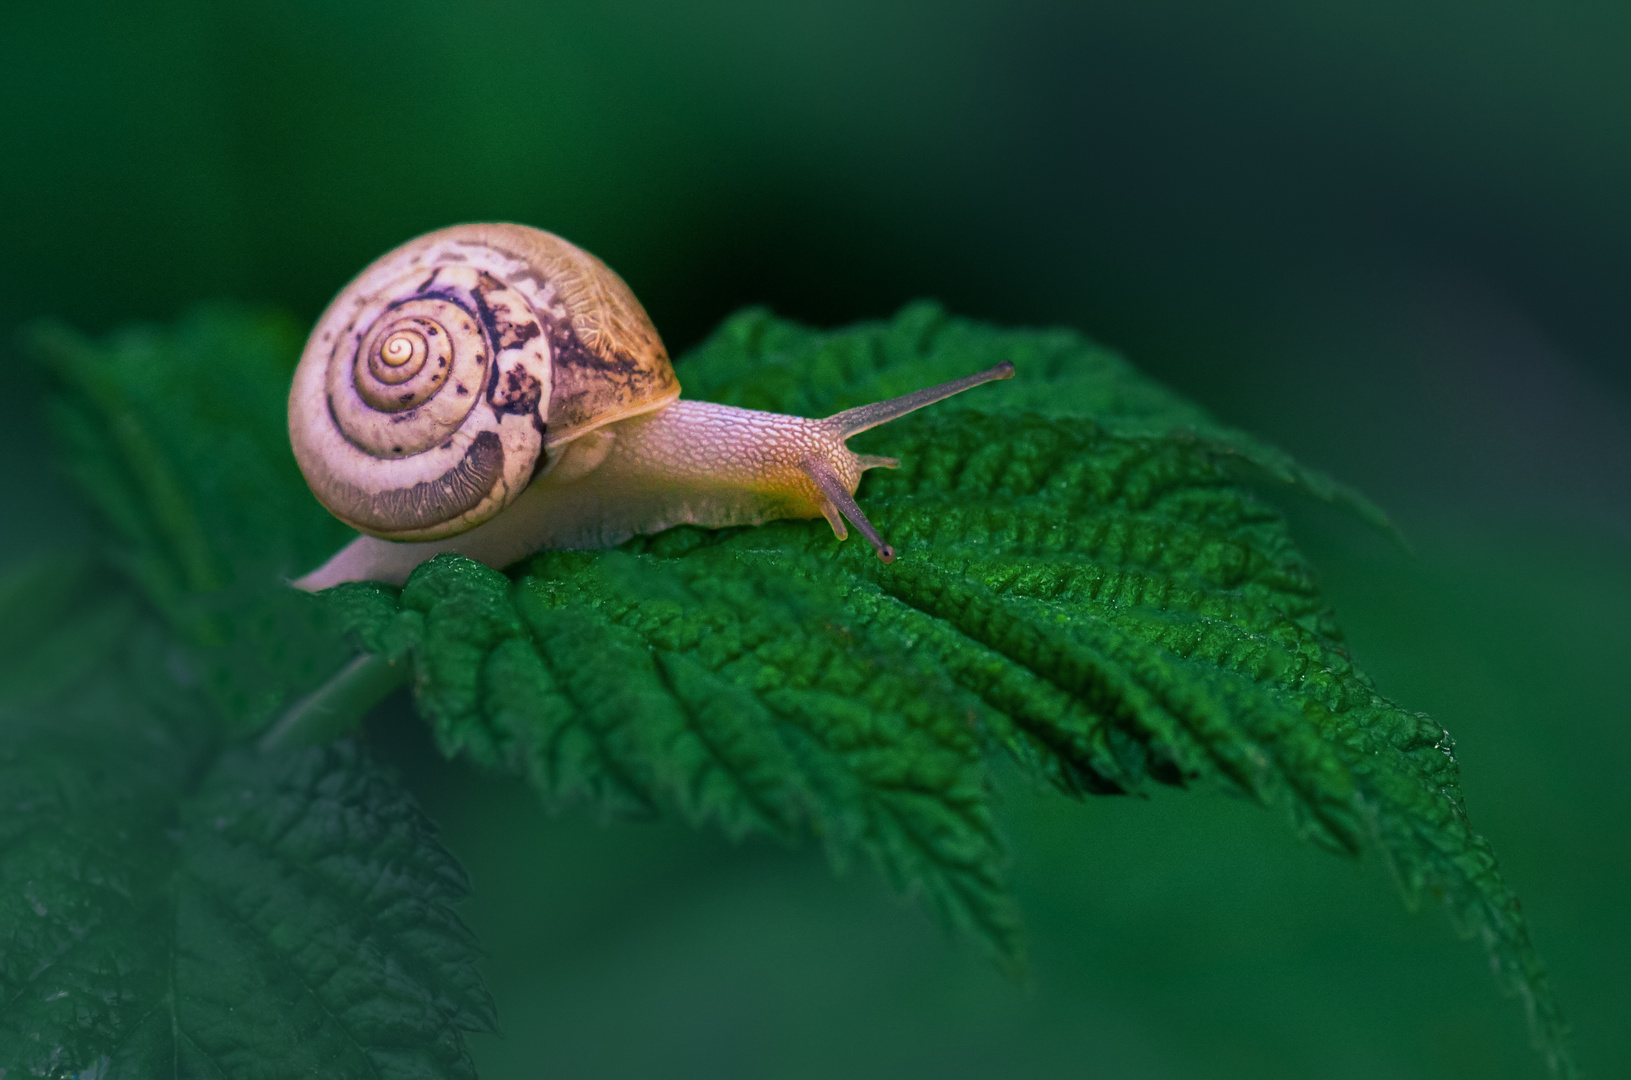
[290,224,1011,590]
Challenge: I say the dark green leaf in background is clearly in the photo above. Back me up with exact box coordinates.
[29,310,355,733]
[3,314,495,1077]
[0,562,495,1078]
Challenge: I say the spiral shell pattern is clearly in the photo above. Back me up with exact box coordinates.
[290,223,680,542]
[290,239,555,540]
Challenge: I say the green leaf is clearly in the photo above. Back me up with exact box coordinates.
[329,303,1569,1075]
[28,309,357,732]
[0,550,139,706]
[30,301,1568,1075]
[335,550,1022,961]
[16,310,496,1077]
[0,621,496,1078]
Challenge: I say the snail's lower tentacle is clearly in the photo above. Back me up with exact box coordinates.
[804,457,895,563]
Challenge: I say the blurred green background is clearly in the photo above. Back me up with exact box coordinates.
[4,2,1627,1077]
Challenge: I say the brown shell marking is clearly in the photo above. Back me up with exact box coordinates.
[319,429,506,533]
[462,226,680,445]
[290,223,677,542]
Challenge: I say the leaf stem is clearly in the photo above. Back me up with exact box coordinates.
[257,652,408,753]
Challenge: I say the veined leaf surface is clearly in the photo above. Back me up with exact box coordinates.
[333,304,1569,1073]
[30,303,1573,1077]
[0,584,495,1078]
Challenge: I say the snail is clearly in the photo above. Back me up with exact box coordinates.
[289,223,1012,591]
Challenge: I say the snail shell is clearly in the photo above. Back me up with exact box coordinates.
[289,224,679,541]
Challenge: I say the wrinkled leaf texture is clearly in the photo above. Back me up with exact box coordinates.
[23,302,1571,1077]
[7,317,495,1078]
[334,301,1569,1074]
[0,562,496,1077]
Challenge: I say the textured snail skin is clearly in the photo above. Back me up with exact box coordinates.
[289,222,1014,590]
[292,363,1015,590]
[295,400,847,588]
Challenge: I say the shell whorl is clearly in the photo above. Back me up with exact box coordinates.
[289,223,680,541]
